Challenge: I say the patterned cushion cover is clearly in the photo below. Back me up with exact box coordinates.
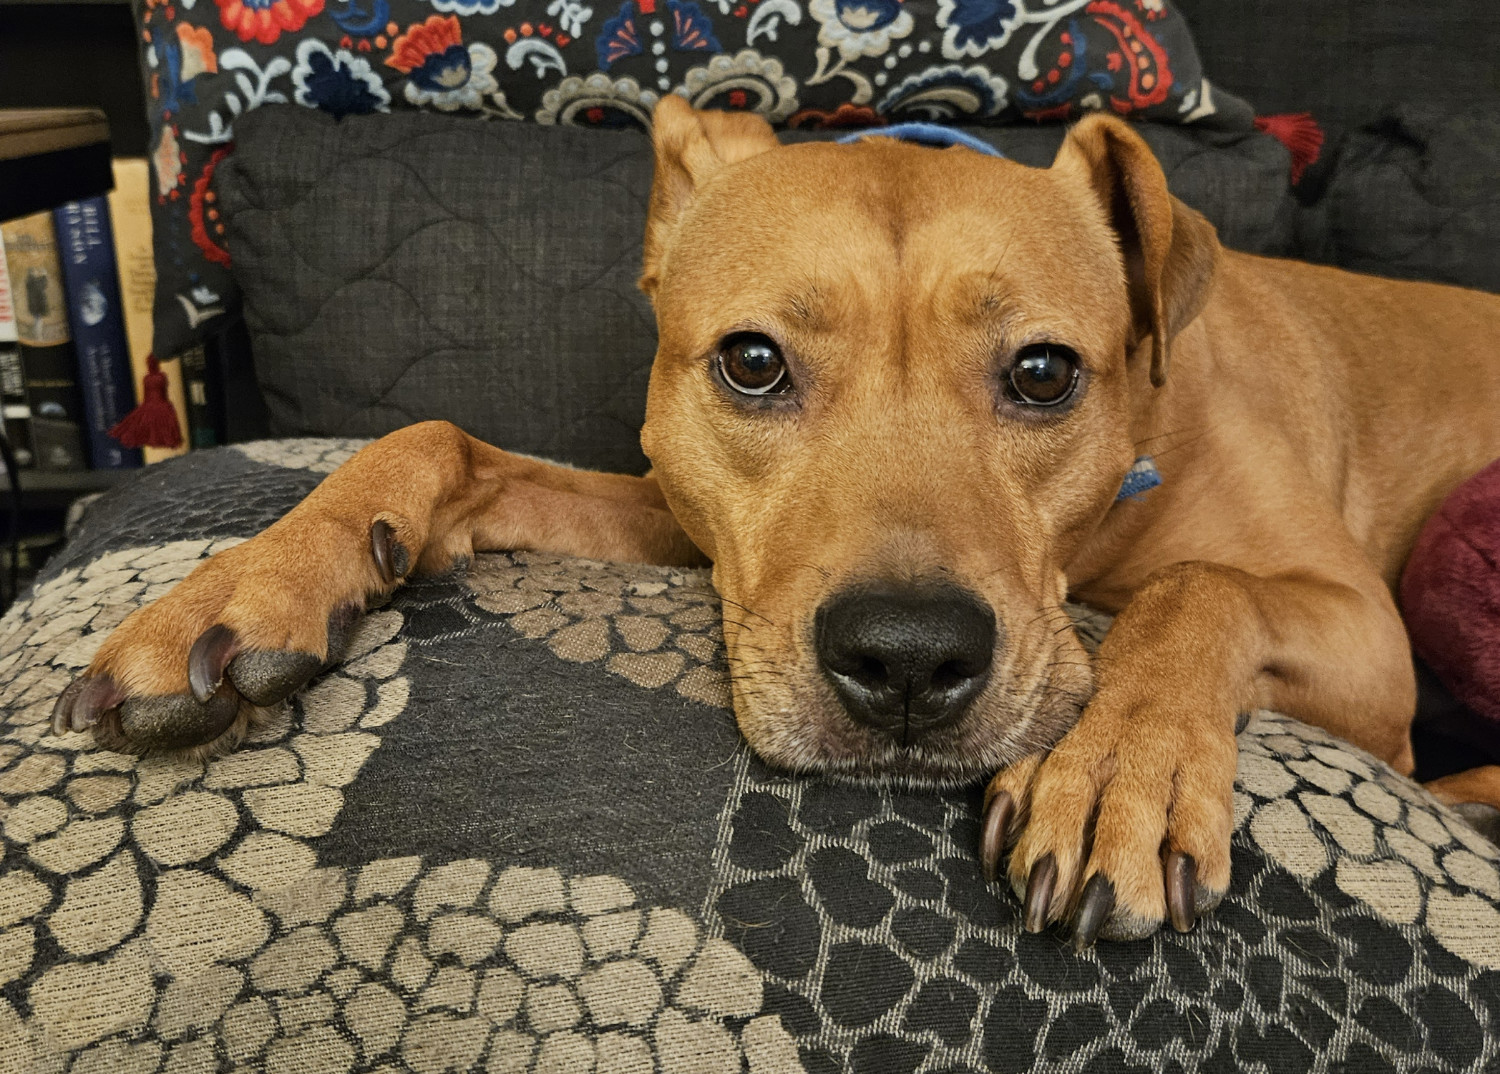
[135,0,1254,359]
[2,441,1499,1073]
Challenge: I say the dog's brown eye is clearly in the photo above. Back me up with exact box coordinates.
[1007,344,1079,407]
[718,333,789,396]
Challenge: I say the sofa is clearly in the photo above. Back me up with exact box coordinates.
[0,1,1498,1072]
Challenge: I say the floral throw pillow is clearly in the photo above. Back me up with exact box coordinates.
[136,0,1254,359]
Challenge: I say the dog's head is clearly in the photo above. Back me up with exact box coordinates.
[638,97,1219,781]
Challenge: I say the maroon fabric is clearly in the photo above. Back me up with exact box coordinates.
[1401,457,1500,726]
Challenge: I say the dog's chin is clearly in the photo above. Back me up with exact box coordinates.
[737,683,1087,787]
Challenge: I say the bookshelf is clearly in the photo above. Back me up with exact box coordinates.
[0,467,129,509]
[0,3,148,158]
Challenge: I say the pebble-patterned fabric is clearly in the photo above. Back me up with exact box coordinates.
[2,440,1500,1073]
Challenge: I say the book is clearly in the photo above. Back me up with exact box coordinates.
[53,196,142,470]
[178,343,219,450]
[0,230,33,468]
[108,158,187,463]
[0,212,87,472]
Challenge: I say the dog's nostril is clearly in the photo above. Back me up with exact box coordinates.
[815,582,1001,739]
[853,656,888,689]
[928,660,968,692]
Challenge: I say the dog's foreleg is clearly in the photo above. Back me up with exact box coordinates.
[52,421,704,753]
[984,560,1414,947]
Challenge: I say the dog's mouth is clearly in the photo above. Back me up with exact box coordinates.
[722,594,1097,784]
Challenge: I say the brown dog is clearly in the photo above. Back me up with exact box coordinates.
[50,97,1500,946]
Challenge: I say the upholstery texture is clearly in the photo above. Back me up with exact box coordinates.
[2,442,1500,1072]
[1174,0,1496,137]
[1402,457,1500,732]
[1302,106,1500,294]
[215,105,1299,472]
[132,0,1254,358]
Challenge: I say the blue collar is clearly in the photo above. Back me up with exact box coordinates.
[1117,457,1161,501]
[836,122,1006,159]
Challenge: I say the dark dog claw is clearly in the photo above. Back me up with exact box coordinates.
[1234,711,1251,734]
[1073,873,1115,950]
[51,678,87,735]
[228,650,324,706]
[51,675,125,736]
[1023,853,1058,933]
[980,791,1013,883]
[370,520,409,585]
[1166,851,1198,932]
[188,624,240,703]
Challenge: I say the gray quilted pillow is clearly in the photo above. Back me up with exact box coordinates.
[1303,106,1500,294]
[216,109,661,474]
[215,105,1298,474]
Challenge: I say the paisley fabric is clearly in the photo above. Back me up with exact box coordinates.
[132,0,1254,358]
[2,441,1500,1072]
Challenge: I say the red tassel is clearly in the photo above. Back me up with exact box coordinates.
[1254,112,1325,185]
[110,354,185,450]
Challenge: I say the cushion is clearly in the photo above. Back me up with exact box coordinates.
[1173,0,1497,137]
[1402,457,1500,730]
[132,0,1254,360]
[1301,106,1500,294]
[214,104,1296,470]
[3,440,1500,1072]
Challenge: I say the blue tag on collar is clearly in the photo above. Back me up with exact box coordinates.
[1116,456,1162,501]
[836,123,1006,159]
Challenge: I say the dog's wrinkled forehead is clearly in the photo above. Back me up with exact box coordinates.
[653,137,1128,357]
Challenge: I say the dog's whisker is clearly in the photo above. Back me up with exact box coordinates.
[715,596,777,627]
[786,561,833,581]
[679,586,779,628]
[1132,425,1203,449]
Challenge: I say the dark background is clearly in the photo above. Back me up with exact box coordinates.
[0,2,149,155]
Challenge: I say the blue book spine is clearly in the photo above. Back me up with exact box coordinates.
[53,197,142,470]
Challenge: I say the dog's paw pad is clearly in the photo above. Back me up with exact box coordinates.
[92,688,244,754]
[228,649,325,706]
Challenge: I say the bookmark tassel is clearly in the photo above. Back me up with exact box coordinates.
[110,354,184,450]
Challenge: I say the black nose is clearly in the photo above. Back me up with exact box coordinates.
[815,583,998,740]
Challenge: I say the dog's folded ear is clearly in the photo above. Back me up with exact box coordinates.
[1056,114,1220,387]
[640,96,781,298]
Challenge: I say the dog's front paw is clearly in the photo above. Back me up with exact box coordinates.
[51,518,410,755]
[980,694,1239,947]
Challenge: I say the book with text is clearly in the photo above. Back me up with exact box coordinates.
[54,196,142,470]
[0,212,87,472]
[0,230,33,468]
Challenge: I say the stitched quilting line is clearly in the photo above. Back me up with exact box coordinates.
[225,127,660,431]
[233,156,651,340]
[272,276,656,424]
